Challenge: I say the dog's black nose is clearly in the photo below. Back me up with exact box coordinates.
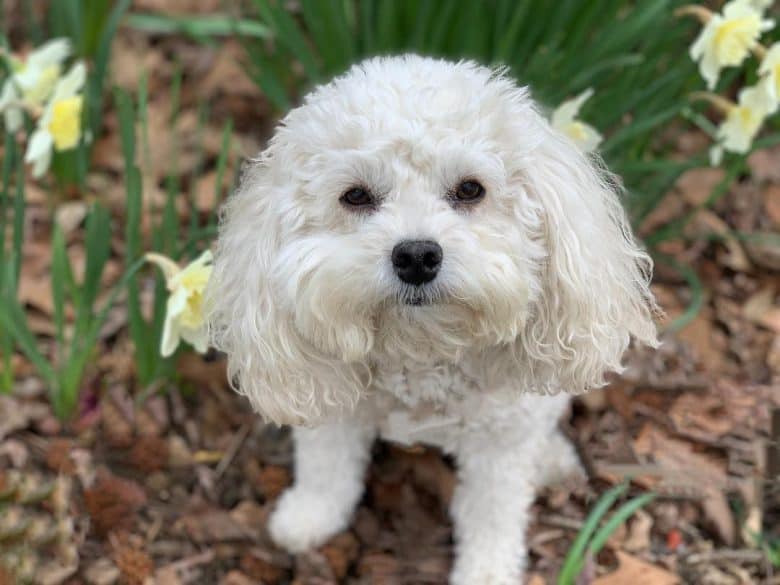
[391,240,442,286]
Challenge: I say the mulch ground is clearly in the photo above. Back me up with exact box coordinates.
[1,3,779,584]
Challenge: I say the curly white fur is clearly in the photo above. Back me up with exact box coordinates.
[207,55,657,583]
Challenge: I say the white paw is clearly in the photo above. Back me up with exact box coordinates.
[268,488,349,553]
[450,563,523,585]
[450,549,525,585]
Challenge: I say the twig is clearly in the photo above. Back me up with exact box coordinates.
[215,422,250,479]
[683,549,767,565]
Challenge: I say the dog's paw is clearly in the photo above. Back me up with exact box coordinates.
[268,488,348,553]
[450,548,525,585]
[450,562,523,585]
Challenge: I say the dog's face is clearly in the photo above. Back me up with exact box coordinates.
[207,56,658,424]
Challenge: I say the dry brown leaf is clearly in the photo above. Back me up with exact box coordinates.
[84,558,120,585]
[748,145,780,182]
[256,465,291,501]
[676,168,726,206]
[54,201,88,236]
[676,307,726,373]
[110,33,163,92]
[18,272,54,315]
[743,286,780,334]
[175,508,252,543]
[199,41,259,100]
[638,192,685,236]
[622,510,653,553]
[320,532,360,580]
[634,424,735,544]
[690,210,751,271]
[593,551,679,585]
[764,185,780,227]
[176,352,227,388]
[83,470,147,537]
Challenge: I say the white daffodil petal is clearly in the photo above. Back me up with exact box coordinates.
[25,128,52,162]
[167,287,189,318]
[181,326,209,354]
[160,311,181,358]
[717,84,769,154]
[27,38,71,69]
[759,42,780,106]
[25,128,54,177]
[710,144,724,166]
[52,62,87,101]
[551,88,594,127]
[747,0,773,11]
[551,89,601,152]
[190,249,214,269]
[690,1,774,89]
[30,142,53,179]
[0,81,23,132]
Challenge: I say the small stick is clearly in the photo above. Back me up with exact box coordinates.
[215,422,251,479]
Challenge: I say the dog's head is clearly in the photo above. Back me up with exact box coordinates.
[207,55,658,424]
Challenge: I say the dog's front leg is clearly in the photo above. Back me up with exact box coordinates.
[450,430,542,584]
[268,420,375,553]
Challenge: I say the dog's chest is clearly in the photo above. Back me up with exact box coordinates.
[370,361,480,447]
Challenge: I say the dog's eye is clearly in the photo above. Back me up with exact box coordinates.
[453,180,485,203]
[341,186,374,208]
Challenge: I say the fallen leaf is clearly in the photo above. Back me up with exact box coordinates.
[84,558,120,585]
[54,201,88,237]
[676,168,726,207]
[593,551,679,585]
[748,145,780,182]
[175,508,252,543]
[743,286,780,334]
[83,470,147,537]
[764,185,780,227]
[633,425,735,544]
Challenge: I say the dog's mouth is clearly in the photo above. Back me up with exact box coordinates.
[405,294,430,306]
[398,288,437,307]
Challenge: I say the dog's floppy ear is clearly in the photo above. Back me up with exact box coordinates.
[518,124,658,394]
[206,155,366,425]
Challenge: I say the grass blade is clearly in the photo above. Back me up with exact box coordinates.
[558,482,629,585]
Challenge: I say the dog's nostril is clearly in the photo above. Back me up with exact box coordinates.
[394,251,413,268]
[422,251,441,269]
[391,240,443,286]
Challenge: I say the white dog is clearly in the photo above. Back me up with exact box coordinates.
[207,55,658,583]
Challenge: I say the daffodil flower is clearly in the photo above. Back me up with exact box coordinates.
[688,0,774,89]
[24,62,86,178]
[0,38,71,132]
[551,88,603,153]
[747,0,774,12]
[758,42,780,113]
[145,250,213,358]
[699,84,771,164]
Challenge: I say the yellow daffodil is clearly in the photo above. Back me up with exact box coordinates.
[551,88,603,153]
[24,62,86,178]
[689,0,774,89]
[0,38,71,132]
[145,250,213,357]
[710,84,771,156]
[758,42,780,113]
